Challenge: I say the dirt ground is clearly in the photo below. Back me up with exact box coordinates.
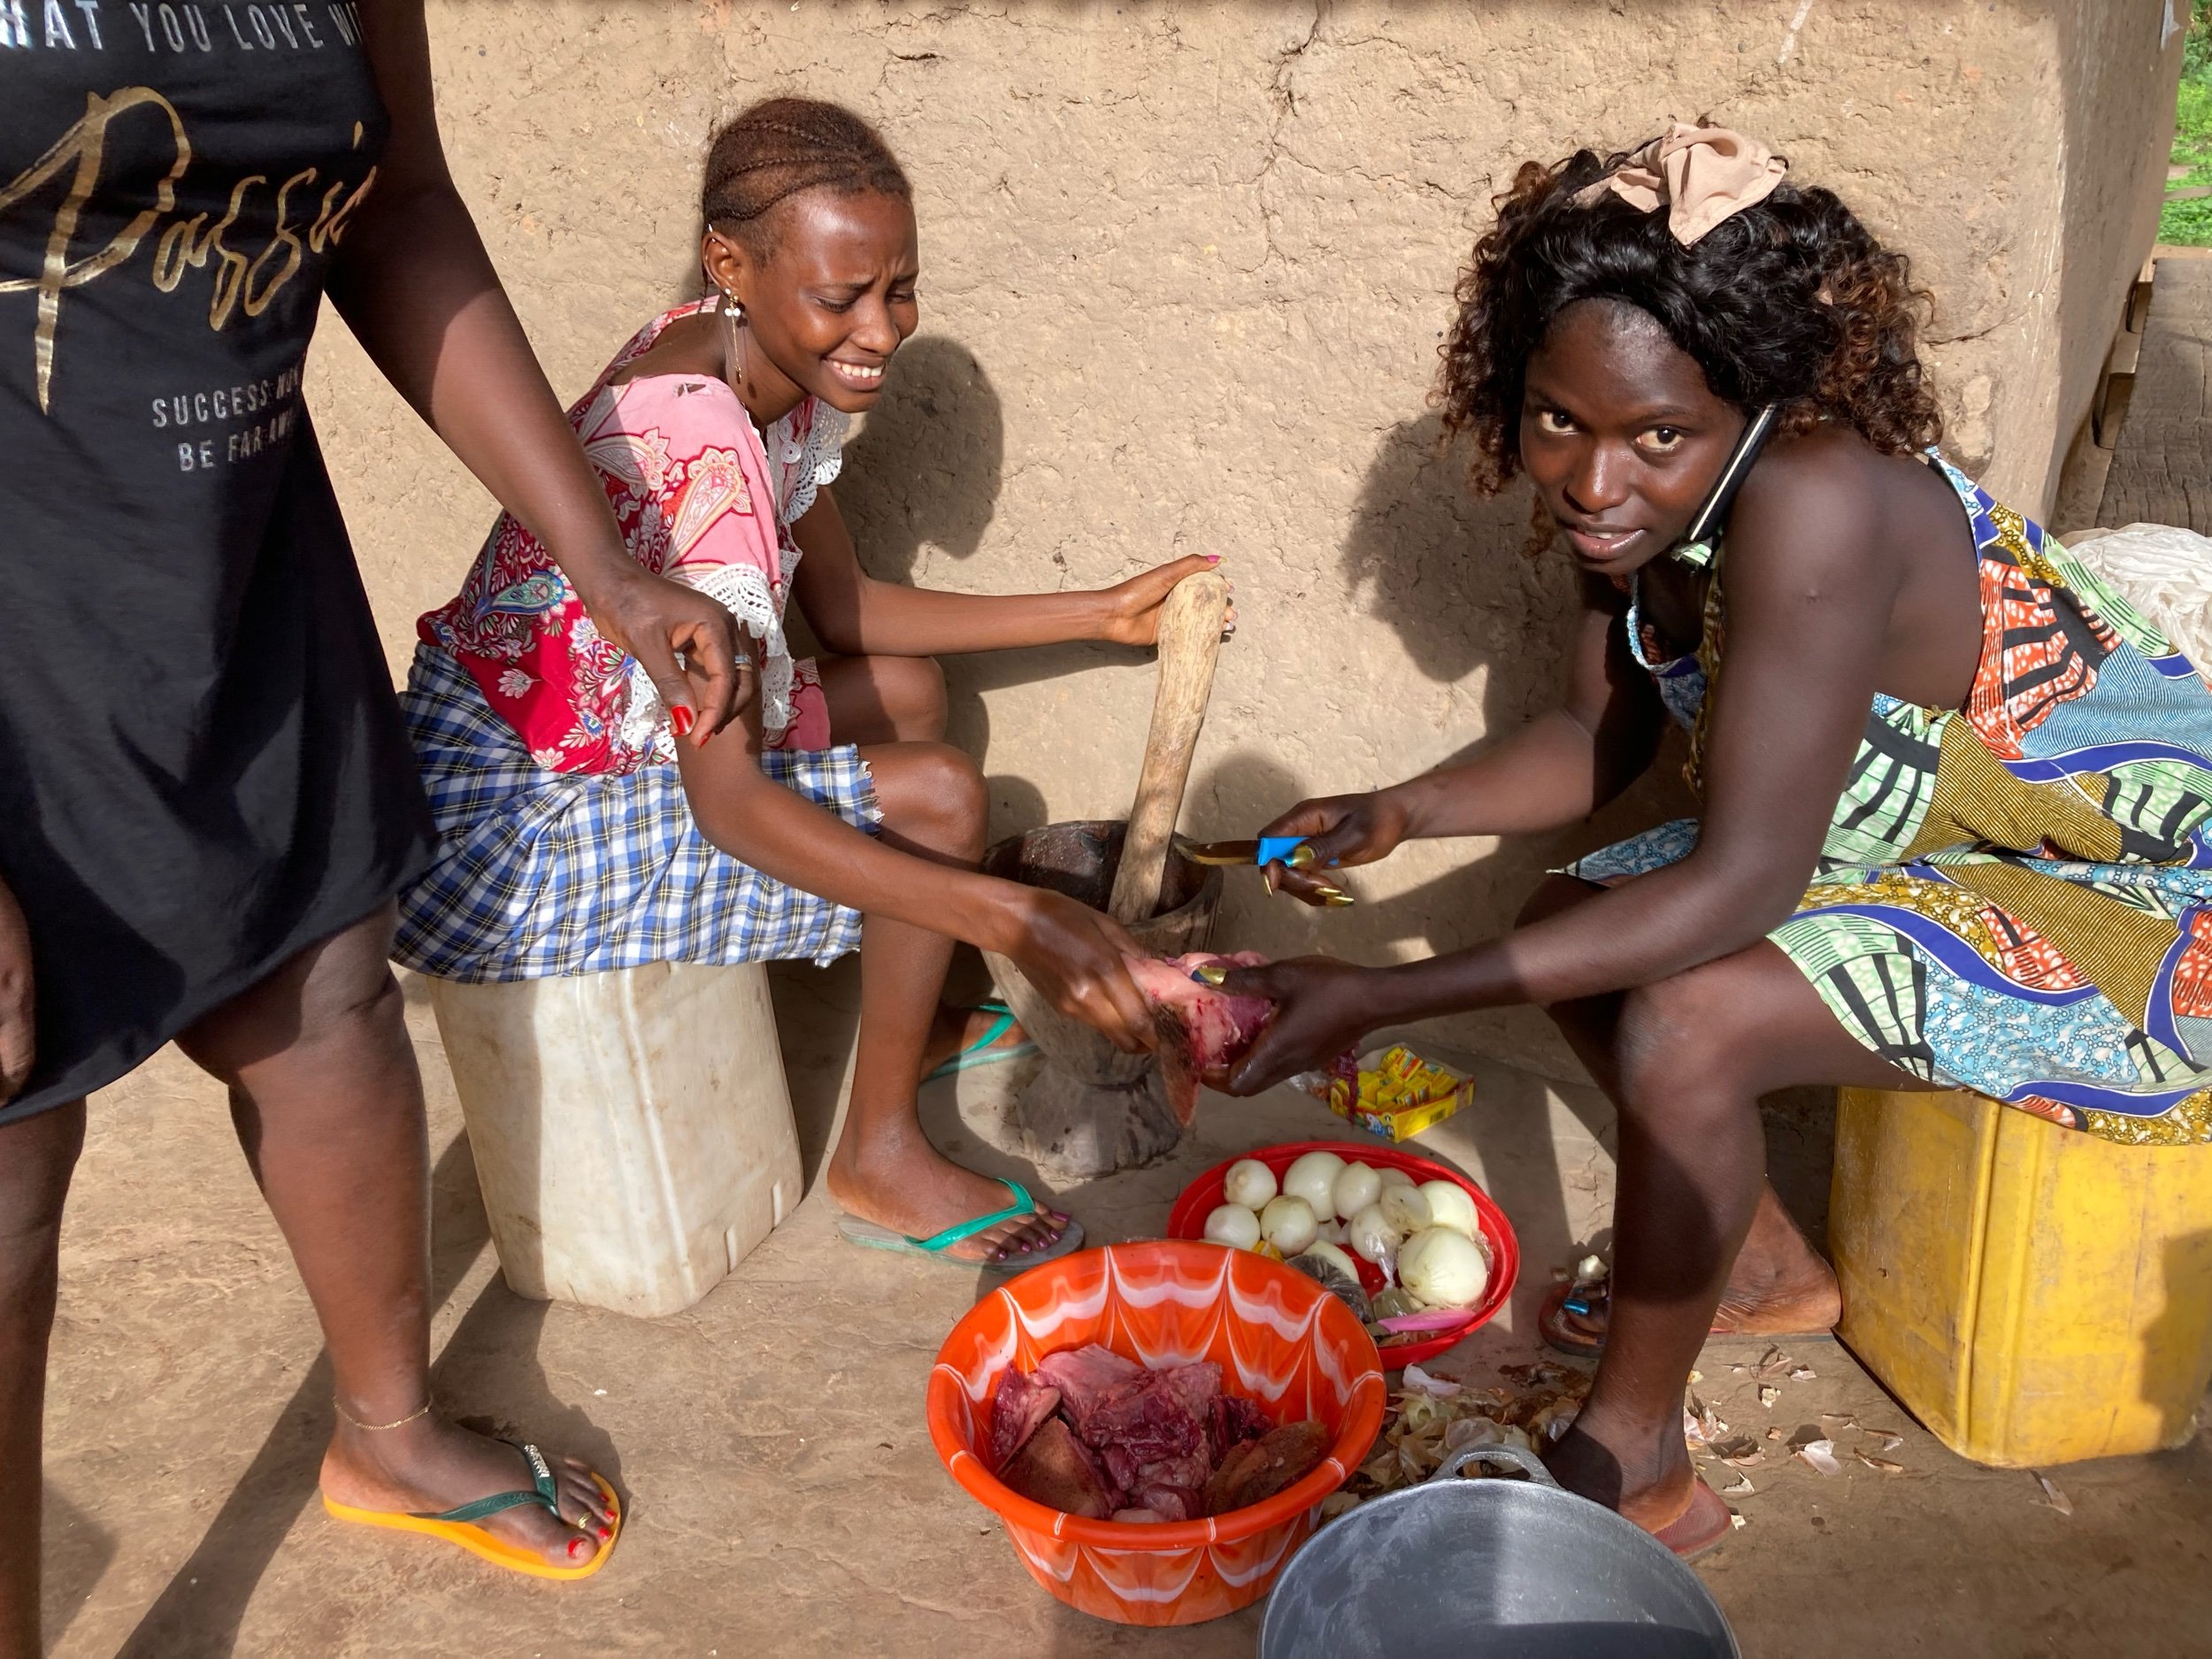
[37,955,2212,1659]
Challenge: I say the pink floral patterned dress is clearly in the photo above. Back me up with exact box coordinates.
[419,299,842,771]
[395,303,878,983]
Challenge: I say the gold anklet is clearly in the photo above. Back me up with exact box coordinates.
[334,1395,434,1432]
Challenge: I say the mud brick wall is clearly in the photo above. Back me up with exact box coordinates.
[318,1,2183,1073]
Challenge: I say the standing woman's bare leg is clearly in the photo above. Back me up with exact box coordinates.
[173,908,614,1570]
[821,737,1068,1262]
[0,1101,84,1659]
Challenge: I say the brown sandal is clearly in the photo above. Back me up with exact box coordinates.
[1538,1280,1835,1360]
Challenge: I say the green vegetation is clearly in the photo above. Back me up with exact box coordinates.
[2162,1,2212,245]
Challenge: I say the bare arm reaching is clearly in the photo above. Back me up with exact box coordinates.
[334,2,746,741]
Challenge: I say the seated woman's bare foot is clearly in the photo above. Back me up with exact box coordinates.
[321,1411,614,1570]
[828,1122,1069,1263]
[1543,1417,1696,1535]
[917,1002,1031,1080]
[1713,1183,1841,1333]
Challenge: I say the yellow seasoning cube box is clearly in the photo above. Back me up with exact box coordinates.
[1321,1045,1474,1141]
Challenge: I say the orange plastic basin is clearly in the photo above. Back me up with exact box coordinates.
[926,1240,1386,1627]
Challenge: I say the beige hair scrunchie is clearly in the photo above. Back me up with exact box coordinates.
[1571,120,1788,246]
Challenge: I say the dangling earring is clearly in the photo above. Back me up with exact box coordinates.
[718,288,747,389]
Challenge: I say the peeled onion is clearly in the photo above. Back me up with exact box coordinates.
[1315,1217,1348,1247]
[1331,1162,1382,1221]
[1203,1202,1261,1249]
[1400,1225,1490,1310]
[1418,1179,1481,1240]
[1378,1181,1432,1235]
[1258,1194,1318,1256]
[1282,1151,1345,1216]
[1377,1166,1416,1190]
[1346,1202,1402,1267]
[1222,1158,1277,1210]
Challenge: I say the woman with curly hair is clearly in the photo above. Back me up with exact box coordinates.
[1218,124,2212,1554]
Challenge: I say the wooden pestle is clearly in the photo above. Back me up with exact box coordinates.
[1106,570,1233,926]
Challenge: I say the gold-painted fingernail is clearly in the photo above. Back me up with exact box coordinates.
[1191,964,1230,986]
[1287,844,1318,869]
[1315,887,1356,907]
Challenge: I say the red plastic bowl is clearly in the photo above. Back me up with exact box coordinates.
[927,1241,1386,1626]
[1165,1140,1518,1367]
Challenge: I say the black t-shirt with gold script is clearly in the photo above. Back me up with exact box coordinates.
[1,3,434,1117]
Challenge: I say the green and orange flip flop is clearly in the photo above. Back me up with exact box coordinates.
[837,1177,1084,1269]
[322,1440,621,1581]
[923,1001,1038,1083]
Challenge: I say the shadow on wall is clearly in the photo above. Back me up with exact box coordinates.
[1341,409,1554,687]
[834,334,1160,819]
[836,334,1005,583]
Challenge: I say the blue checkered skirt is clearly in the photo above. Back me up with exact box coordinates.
[394,645,877,982]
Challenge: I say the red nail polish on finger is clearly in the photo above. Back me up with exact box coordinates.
[670,706,695,738]
[1205,554,1221,564]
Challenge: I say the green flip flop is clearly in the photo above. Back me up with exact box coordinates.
[923,1000,1039,1082]
[837,1177,1084,1268]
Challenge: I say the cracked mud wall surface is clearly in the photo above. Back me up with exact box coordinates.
[316,1,2183,1074]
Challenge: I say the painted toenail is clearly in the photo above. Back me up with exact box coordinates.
[569,1538,588,1559]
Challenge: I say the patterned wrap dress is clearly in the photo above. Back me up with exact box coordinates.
[394,303,879,983]
[1569,457,2212,1146]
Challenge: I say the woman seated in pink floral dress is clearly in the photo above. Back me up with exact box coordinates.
[399,98,1224,1266]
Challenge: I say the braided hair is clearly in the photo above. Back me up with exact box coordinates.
[1441,147,1942,498]
[700,97,911,259]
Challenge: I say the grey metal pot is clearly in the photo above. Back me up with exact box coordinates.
[1256,1444,1738,1659]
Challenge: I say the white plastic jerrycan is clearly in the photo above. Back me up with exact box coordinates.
[426,961,803,1318]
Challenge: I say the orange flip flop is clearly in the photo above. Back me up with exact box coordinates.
[1648,1476,1733,1560]
[322,1440,621,1581]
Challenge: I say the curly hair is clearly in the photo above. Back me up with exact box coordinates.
[1440,144,1941,496]
[701,97,910,258]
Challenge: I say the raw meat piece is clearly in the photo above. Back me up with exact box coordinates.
[992,1343,1333,1525]
[1078,1374,1207,1464]
[1158,1361,1223,1421]
[1134,1449,1213,1493]
[987,1368,1063,1472]
[1034,1344,1145,1424]
[1203,1419,1333,1517]
[1209,1393,1271,1460]
[999,1417,1114,1519]
[1099,1441,1139,1498]
[1125,951,1273,1125]
[1135,1483,1201,1522]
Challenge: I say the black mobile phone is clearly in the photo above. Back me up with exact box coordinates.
[1678,403,1781,553]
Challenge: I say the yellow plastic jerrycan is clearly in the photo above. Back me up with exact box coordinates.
[1829,1087,2212,1468]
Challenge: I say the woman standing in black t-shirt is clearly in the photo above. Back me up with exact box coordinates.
[0,2,753,1629]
